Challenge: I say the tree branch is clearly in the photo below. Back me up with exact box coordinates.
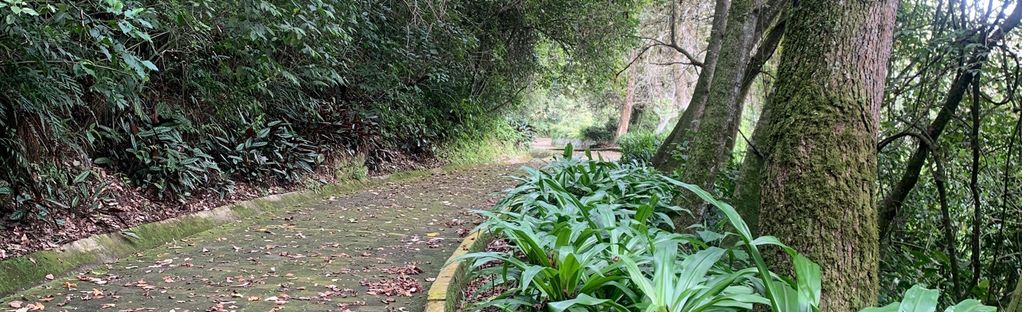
[637,35,704,66]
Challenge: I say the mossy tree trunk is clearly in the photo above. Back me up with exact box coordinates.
[755,0,897,310]
[731,96,771,234]
[731,19,784,235]
[651,0,730,173]
[672,0,762,227]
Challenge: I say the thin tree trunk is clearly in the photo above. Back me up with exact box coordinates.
[878,70,973,237]
[672,0,763,227]
[968,74,982,292]
[989,113,1021,304]
[616,59,637,142]
[652,0,730,173]
[933,148,963,300]
[1008,277,1022,312]
[755,0,897,310]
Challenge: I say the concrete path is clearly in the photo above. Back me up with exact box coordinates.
[2,164,524,312]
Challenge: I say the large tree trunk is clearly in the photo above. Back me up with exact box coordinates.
[672,0,762,227]
[651,0,730,173]
[731,92,772,234]
[755,0,897,310]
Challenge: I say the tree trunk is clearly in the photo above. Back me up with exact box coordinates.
[651,0,730,173]
[616,59,637,142]
[672,0,762,227]
[755,0,897,311]
[731,94,772,234]
[933,148,963,300]
[731,19,784,235]
[664,20,697,136]
[1008,277,1022,312]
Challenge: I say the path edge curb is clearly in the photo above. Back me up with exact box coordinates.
[426,229,492,312]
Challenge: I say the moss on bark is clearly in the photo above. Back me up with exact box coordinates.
[652,0,731,173]
[672,0,762,229]
[731,98,771,235]
[755,0,897,310]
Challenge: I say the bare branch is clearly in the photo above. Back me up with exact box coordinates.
[636,35,704,66]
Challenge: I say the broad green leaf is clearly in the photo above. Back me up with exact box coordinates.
[899,285,940,312]
[943,299,995,312]
[548,293,622,312]
[793,254,822,308]
[861,303,900,312]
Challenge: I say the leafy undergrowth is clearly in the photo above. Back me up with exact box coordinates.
[458,154,994,312]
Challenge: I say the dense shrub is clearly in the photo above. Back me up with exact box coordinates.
[0,0,640,220]
[94,118,227,199]
[206,120,322,185]
[581,120,618,144]
[506,117,537,148]
[617,130,666,163]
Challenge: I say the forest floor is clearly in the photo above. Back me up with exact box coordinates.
[1,164,526,311]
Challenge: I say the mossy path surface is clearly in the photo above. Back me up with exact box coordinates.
[2,164,525,311]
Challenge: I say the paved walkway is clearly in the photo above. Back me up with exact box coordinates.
[3,164,524,311]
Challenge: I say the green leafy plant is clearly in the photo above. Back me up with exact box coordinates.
[0,0,641,221]
[618,131,666,164]
[581,121,617,144]
[861,285,995,312]
[4,167,110,223]
[96,119,224,199]
[460,157,824,312]
[207,120,322,184]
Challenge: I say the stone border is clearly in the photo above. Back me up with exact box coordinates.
[425,229,493,312]
[0,169,439,297]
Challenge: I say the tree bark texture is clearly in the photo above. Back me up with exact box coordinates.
[1009,277,1022,312]
[720,17,785,236]
[672,0,762,228]
[652,0,730,173]
[731,93,772,235]
[755,0,897,310]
